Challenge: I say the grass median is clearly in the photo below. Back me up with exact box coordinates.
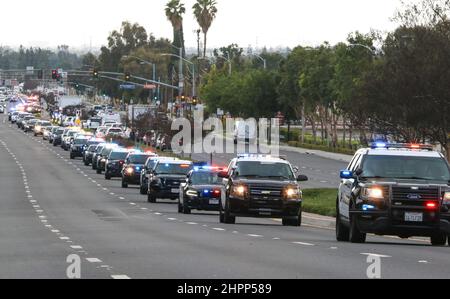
[302,189,337,217]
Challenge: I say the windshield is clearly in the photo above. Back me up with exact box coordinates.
[362,155,450,182]
[191,172,221,185]
[88,145,97,152]
[74,139,88,145]
[146,159,158,169]
[129,155,152,165]
[96,146,105,154]
[155,163,193,175]
[109,152,129,160]
[235,161,295,180]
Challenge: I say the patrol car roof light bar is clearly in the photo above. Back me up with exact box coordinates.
[237,154,287,160]
[370,142,433,151]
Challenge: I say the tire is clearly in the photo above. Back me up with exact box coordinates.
[282,212,302,227]
[178,203,183,213]
[84,160,89,166]
[140,185,147,195]
[70,154,75,160]
[122,180,128,188]
[349,214,366,243]
[183,204,191,215]
[222,200,236,224]
[96,168,102,174]
[147,193,156,203]
[448,235,450,246]
[105,174,111,180]
[336,200,350,242]
[430,233,447,246]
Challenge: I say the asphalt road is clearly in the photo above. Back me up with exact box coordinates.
[1,113,450,279]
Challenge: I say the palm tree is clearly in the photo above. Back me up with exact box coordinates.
[193,0,218,57]
[165,0,186,56]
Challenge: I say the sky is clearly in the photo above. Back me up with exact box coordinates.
[0,0,403,51]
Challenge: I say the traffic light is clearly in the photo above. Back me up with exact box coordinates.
[93,69,99,79]
[51,70,58,80]
[125,72,131,81]
[192,96,198,105]
[37,70,43,80]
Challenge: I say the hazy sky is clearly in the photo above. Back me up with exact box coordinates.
[1,0,402,50]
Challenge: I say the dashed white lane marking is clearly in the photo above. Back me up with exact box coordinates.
[70,245,83,250]
[293,242,315,246]
[154,212,162,215]
[119,197,125,200]
[59,237,70,240]
[186,222,198,225]
[129,203,136,206]
[141,208,148,211]
[418,260,429,264]
[86,258,102,263]
[213,228,226,231]
[361,253,392,258]
[273,237,281,240]
[51,230,60,233]
[111,275,131,280]
[248,234,263,238]
[168,218,177,221]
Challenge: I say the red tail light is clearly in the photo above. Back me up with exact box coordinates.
[213,189,221,198]
[426,202,437,209]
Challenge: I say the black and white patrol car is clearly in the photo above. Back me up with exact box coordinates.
[336,143,450,245]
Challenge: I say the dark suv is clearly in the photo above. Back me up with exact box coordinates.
[219,155,308,226]
[147,160,193,203]
[105,149,130,180]
[121,153,157,188]
[336,143,450,245]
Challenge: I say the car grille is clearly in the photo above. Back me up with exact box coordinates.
[249,185,284,209]
[161,178,182,188]
[391,186,440,209]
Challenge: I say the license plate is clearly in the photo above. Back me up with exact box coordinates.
[209,199,219,205]
[171,188,179,194]
[405,212,423,222]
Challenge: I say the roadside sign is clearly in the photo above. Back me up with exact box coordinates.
[144,84,157,90]
[119,84,136,90]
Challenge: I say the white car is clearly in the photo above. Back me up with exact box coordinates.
[106,127,124,137]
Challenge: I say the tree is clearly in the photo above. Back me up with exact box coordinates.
[165,0,186,57]
[193,0,218,57]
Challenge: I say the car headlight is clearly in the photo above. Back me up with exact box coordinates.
[284,186,301,200]
[101,159,106,163]
[186,190,198,197]
[444,192,450,204]
[126,167,134,175]
[231,184,248,199]
[35,126,41,132]
[362,187,384,199]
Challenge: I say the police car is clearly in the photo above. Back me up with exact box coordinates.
[219,154,308,226]
[336,143,450,245]
[105,148,132,180]
[147,160,194,203]
[179,166,225,214]
[121,152,157,188]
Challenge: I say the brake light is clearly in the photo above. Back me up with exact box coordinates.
[410,144,420,149]
[213,189,221,198]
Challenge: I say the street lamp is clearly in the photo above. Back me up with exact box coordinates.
[248,53,267,69]
[348,43,379,56]
[123,55,158,102]
[216,53,232,75]
[161,53,196,98]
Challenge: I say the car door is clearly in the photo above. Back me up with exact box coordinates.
[339,154,362,221]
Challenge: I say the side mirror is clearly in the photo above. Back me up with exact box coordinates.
[297,175,308,182]
[340,170,354,179]
[355,168,363,177]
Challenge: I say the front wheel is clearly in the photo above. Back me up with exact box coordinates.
[282,212,302,227]
[336,200,350,242]
[430,233,447,246]
[140,185,147,195]
[222,200,236,224]
[105,174,111,180]
[183,203,191,215]
[122,180,128,188]
[349,214,366,243]
[96,168,102,174]
[148,193,156,203]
